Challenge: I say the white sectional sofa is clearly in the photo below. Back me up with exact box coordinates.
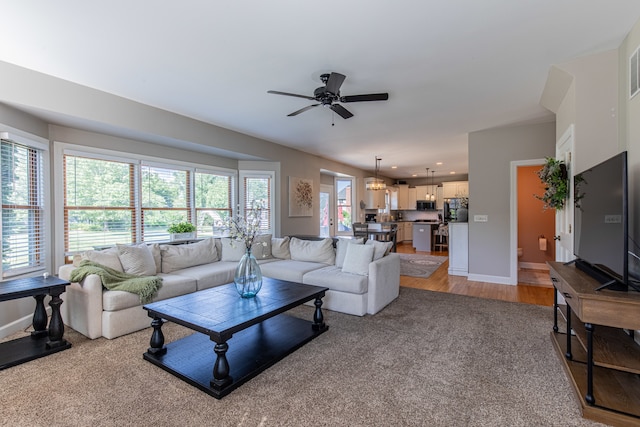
[58,236,400,339]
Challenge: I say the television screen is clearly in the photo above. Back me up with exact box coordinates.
[573,151,629,291]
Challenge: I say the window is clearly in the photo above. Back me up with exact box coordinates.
[240,171,274,234]
[141,164,189,242]
[1,137,47,278]
[336,178,353,235]
[63,149,236,258]
[195,170,233,236]
[64,154,135,252]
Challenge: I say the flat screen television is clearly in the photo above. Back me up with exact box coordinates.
[573,151,638,292]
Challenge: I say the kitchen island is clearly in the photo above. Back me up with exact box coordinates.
[412,222,440,251]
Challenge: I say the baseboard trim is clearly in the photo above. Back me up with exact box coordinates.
[466,273,516,286]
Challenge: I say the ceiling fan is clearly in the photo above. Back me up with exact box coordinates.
[267,72,389,119]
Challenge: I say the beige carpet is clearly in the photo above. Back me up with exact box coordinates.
[0,288,604,427]
[399,253,448,278]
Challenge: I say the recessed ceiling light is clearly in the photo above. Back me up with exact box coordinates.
[436,162,443,165]
[391,166,397,169]
[412,174,417,177]
[450,171,455,174]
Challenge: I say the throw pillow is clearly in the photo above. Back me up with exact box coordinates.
[335,238,364,268]
[342,244,375,276]
[289,237,335,265]
[160,238,218,273]
[149,243,161,274]
[116,243,157,276]
[74,246,124,272]
[220,237,247,262]
[271,236,291,259]
[251,234,273,259]
[365,239,394,260]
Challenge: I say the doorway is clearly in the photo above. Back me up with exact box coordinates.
[319,184,334,237]
[510,158,554,285]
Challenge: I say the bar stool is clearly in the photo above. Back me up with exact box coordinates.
[433,224,448,251]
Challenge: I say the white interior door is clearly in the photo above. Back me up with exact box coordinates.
[320,184,334,237]
[555,125,575,262]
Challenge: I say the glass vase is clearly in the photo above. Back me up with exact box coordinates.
[234,248,262,298]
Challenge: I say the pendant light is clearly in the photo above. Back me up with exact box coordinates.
[431,170,436,201]
[366,156,387,191]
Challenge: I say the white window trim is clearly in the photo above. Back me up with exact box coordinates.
[238,170,275,236]
[0,126,51,278]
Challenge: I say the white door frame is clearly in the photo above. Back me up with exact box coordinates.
[509,158,547,285]
[555,125,575,262]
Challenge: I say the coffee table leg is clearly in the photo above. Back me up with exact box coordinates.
[147,317,167,356]
[31,294,48,338]
[211,341,233,389]
[46,290,67,348]
[312,296,326,331]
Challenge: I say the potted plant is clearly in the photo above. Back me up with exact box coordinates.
[535,157,569,210]
[167,222,196,241]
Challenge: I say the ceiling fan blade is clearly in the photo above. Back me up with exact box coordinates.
[340,93,389,103]
[268,90,315,101]
[330,104,354,119]
[325,72,346,95]
[287,104,320,116]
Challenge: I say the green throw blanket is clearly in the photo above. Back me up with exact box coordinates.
[70,260,162,304]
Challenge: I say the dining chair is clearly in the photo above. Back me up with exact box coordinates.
[352,222,369,240]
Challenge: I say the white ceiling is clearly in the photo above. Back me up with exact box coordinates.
[2,1,640,179]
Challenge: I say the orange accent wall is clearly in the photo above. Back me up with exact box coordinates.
[518,165,555,264]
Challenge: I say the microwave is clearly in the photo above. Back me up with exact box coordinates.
[416,200,436,211]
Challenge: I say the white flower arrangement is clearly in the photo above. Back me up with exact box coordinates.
[456,194,469,208]
[225,201,266,250]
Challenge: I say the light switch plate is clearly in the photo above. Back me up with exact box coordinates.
[474,215,488,222]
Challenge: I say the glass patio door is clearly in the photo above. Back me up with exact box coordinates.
[319,184,334,237]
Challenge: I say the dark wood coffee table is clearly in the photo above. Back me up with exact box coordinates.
[142,277,328,398]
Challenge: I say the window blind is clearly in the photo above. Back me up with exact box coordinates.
[243,175,272,233]
[1,139,46,277]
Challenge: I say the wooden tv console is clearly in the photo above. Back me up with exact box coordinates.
[548,261,640,427]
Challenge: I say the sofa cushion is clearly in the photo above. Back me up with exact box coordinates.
[171,261,237,291]
[251,234,272,260]
[116,243,156,276]
[220,238,247,262]
[365,239,394,260]
[260,259,326,283]
[271,236,290,259]
[289,237,335,265]
[335,238,364,268]
[160,238,217,274]
[303,266,368,294]
[342,244,375,276]
[74,247,124,272]
[102,273,196,311]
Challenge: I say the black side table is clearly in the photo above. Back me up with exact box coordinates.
[0,276,72,370]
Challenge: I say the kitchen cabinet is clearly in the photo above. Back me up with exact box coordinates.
[395,185,410,210]
[408,187,417,210]
[436,186,444,209]
[396,223,404,241]
[403,222,412,242]
[415,185,429,201]
[442,181,468,199]
[365,178,386,209]
[448,222,468,276]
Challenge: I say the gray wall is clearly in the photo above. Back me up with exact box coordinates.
[468,121,556,280]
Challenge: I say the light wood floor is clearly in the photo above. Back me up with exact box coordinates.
[397,242,554,307]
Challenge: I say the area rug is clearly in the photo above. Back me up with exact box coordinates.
[399,253,447,278]
[0,288,600,426]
